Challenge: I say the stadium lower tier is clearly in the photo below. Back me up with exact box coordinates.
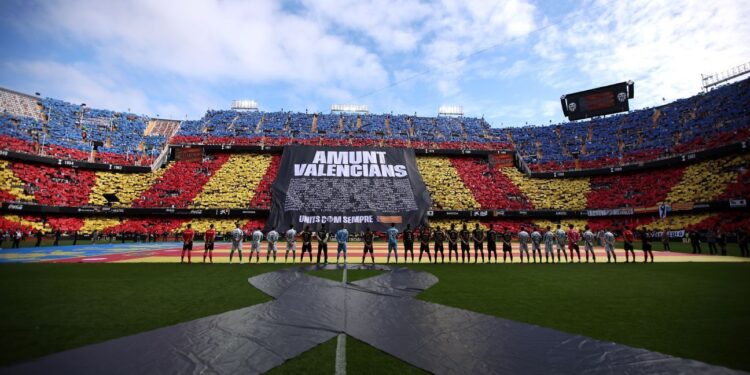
[2,152,749,210]
[2,212,748,237]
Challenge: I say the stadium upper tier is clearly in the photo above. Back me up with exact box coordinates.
[2,153,748,212]
[1,77,749,170]
[1,90,167,166]
[503,78,750,171]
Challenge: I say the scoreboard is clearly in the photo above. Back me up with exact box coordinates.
[560,81,634,121]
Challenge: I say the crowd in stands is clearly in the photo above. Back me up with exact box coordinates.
[666,154,750,203]
[190,154,273,208]
[507,78,750,172]
[88,169,166,207]
[172,110,508,151]
[132,154,229,208]
[499,165,591,210]
[416,157,480,210]
[2,153,749,214]
[3,78,747,172]
[1,88,167,166]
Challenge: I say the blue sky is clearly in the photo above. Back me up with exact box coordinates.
[0,0,749,127]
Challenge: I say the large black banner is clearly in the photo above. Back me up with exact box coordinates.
[266,146,432,232]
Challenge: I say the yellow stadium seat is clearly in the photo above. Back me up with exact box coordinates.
[88,167,168,207]
[0,160,35,201]
[416,157,480,210]
[500,167,590,210]
[191,154,272,208]
[666,154,750,203]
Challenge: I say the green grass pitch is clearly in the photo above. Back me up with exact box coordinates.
[1,262,749,372]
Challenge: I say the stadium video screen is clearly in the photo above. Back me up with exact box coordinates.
[561,81,633,120]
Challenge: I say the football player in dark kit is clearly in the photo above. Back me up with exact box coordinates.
[486,224,498,263]
[403,224,414,262]
[300,225,313,262]
[418,225,432,263]
[362,227,375,264]
[433,225,445,263]
[640,226,654,263]
[460,224,471,263]
[472,223,485,263]
[502,227,514,263]
[447,224,459,262]
[316,224,329,264]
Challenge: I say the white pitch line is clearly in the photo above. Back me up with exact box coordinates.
[335,265,347,375]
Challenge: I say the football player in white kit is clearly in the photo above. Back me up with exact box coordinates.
[518,226,530,263]
[285,224,297,263]
[583,225,597,263]
[530,226,542,263]
[543,226,555,263]
[250,227,263,263]
[229,222,244,264]
[604,228,617,263]
[266,227,279,263]
[555,224,569,263]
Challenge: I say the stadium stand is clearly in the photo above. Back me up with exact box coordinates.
[9,162,96,206]
[0,88,168,166]
[449,157,532,210]
[248,154,280,209]
[499,166,590,210]
[2,153,749,212]
[1,79,750,242]
[0,88,43,120]
[191,153,273,208]
[416,157,480,210]
[0,160,34,202]
[131,155,229,208]
[509,78,750,171]
[666,154,750,203]
[586,167,685,209]
[88,169,167,207]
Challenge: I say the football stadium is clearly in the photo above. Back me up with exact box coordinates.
[1,1,750,374]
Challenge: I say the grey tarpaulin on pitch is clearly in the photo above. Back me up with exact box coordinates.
[2,265,744,374]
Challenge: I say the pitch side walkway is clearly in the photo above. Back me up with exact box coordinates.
[1,242,748,264]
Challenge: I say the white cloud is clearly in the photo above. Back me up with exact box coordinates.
[27,0,389,90]
[533,0,750,108]
[4,60,151,114]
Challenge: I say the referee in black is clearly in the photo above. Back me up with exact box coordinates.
[403,224,414,262]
